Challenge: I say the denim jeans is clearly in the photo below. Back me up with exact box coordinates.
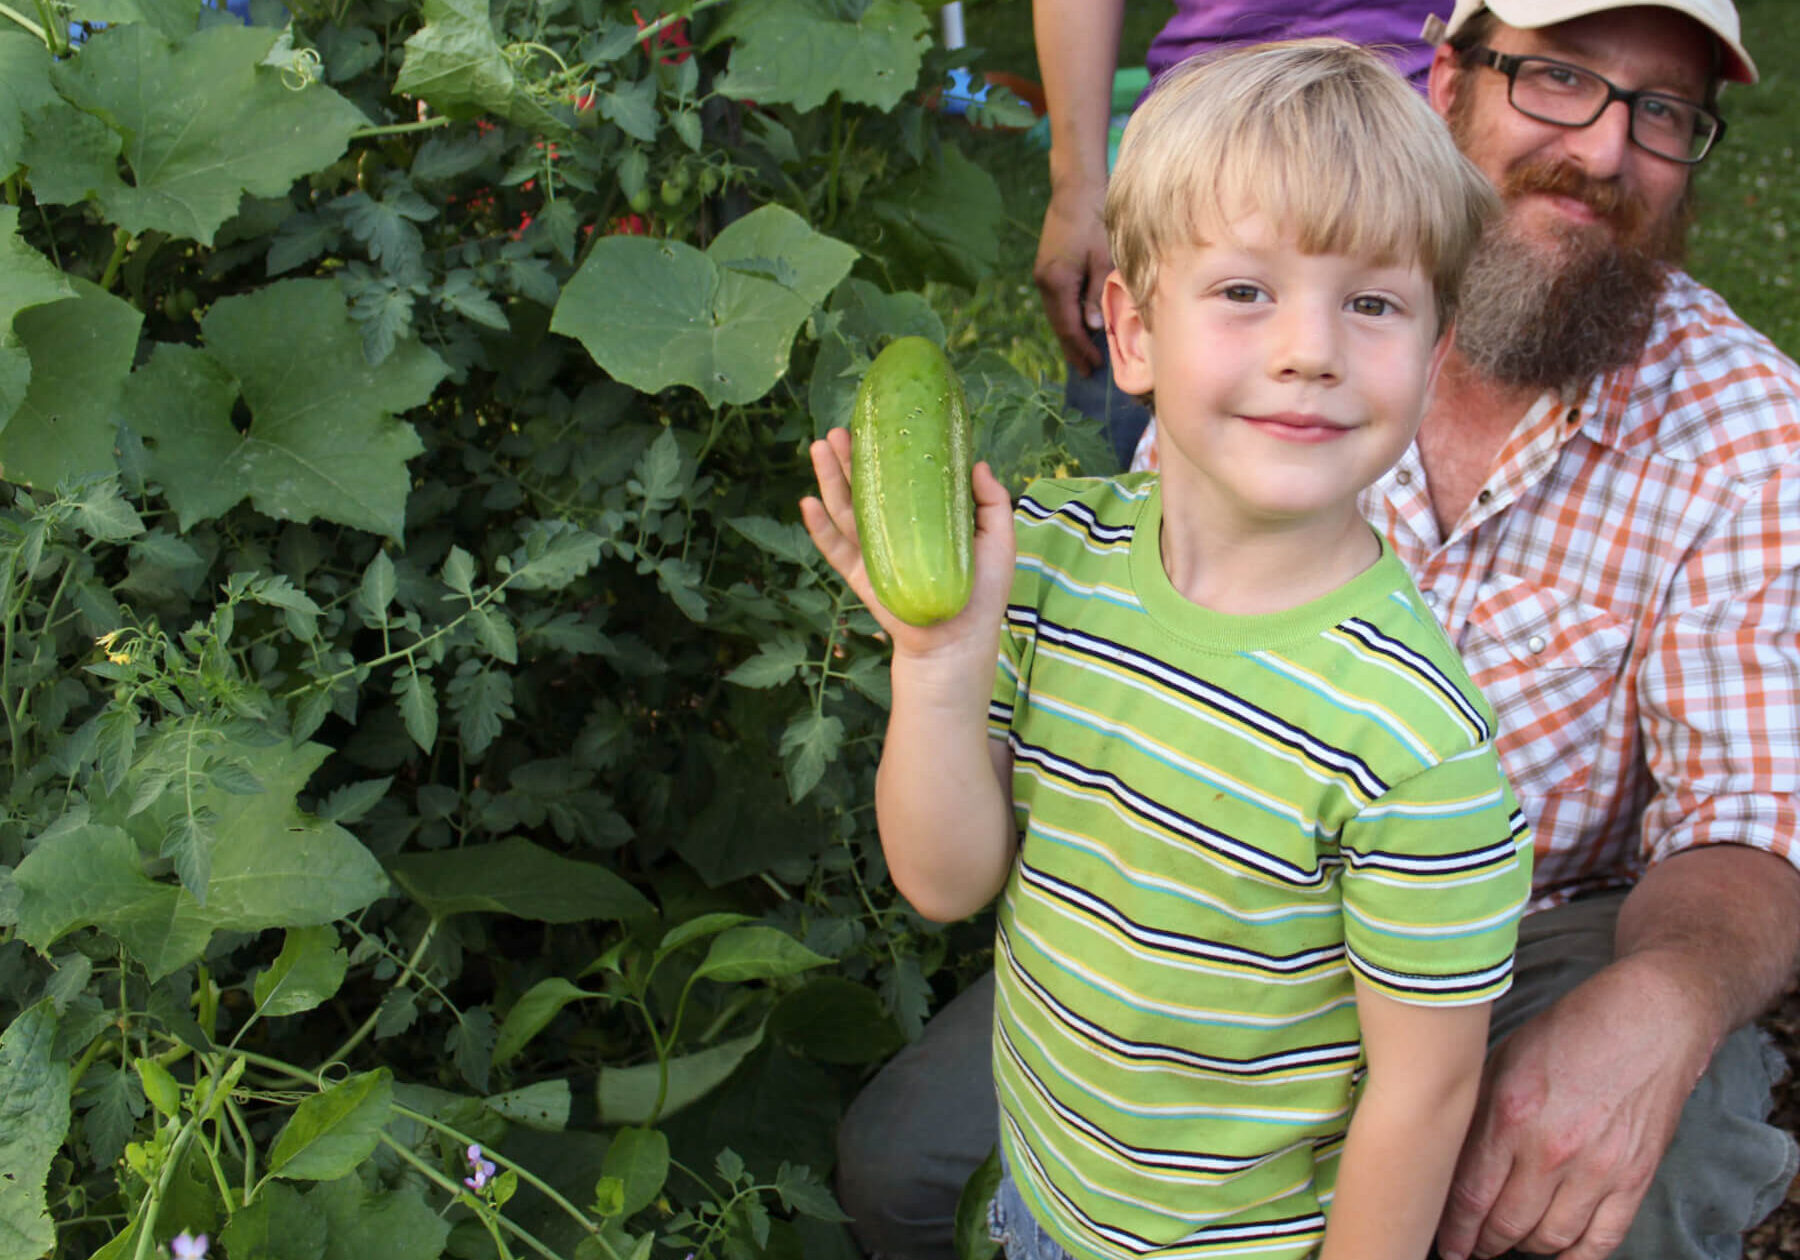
[1063,324,1151,470]
[835,891,1798,1260]
[988,1165,1074,1260]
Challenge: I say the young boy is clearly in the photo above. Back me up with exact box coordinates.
[801,40,1531,1260]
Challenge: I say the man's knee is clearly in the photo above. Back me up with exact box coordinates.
[835,972,1000,1259]
[1617,1024,1796,1259]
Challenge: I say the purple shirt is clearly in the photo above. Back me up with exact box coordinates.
[1146,1,1444,88]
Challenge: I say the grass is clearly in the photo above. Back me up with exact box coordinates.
[941,0,1800,371]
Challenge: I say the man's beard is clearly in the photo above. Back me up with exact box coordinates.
[1449,101,1692,394]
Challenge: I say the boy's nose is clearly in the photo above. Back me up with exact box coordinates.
[1268,302,1342,382]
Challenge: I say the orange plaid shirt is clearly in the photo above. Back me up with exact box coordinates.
[1131,272,1800,908]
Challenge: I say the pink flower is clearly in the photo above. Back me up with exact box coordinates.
[171,1234,208,1260]
[464,1143,498,1192]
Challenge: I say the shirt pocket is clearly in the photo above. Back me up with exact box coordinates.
[1459,575,1633,794]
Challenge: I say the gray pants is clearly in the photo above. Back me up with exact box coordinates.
[835,893,1797,1259]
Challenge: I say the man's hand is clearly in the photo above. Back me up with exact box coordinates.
[1436,956,1718,1260]
[1033,183,1112,375]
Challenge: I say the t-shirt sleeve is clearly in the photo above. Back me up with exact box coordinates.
[1338,745,1533,1006]
[988,495,1044,742]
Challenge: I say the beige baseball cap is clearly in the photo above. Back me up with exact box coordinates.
[1420,0,1757,84]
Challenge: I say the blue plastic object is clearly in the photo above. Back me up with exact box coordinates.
[939,66,993,117]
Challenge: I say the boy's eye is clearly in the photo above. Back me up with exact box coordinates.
[1349,295,1393,317]
[1222,284,1265,303]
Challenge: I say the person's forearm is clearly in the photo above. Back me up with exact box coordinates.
[1613,843,1800,1047]
[1031,0,1124,197]
[1317,1061,1484,1260]
[874,652,1016,922]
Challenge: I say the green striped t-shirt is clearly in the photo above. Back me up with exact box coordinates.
[987,475,1532,1260]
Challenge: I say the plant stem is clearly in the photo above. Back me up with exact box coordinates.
[315,918,438,1064]
[0,0,45,43]
[389,1103,606,1243]
[98,228,132,293]
[350,117,453,140]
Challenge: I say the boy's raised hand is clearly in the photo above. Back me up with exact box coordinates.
[799,426,1016,660]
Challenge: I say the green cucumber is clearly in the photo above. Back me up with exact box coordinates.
[850,336,975,626]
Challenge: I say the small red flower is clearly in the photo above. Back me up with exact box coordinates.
[510,212,534,241]
[608,214,650,236]
[633,8,692,65]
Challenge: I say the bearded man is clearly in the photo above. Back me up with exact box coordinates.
[831,4,1800,1259]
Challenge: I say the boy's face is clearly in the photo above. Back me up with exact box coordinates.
[1105,210,1448,532]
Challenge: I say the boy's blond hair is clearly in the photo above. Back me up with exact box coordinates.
[1105,39,1500,334]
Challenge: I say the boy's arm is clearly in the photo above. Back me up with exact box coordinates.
[1316,980,1491,1260]
[800,427,1021,922]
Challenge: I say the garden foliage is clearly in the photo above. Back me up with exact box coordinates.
[0,0,1107,1255]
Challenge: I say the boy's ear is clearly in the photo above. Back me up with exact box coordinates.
[1103,271,1155,397]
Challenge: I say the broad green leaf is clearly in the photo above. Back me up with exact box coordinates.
[0,34,55,182]
[768,977,905,1064]
[266,1068,393,1182]
[158,741,391,935]
[0,1003,69,1260]
[388,835,652,923]
[65,0,201,39]
[29,25,367,244]
[12,822,214,980]
[394,0,515,119]
[596,1027,762,1125]
[601,1126,668,1218]
[253,926,350,1018]
[711,0,930,113]
[551,205,855,407]
[0,279,143,491]
[70,480,145,542]
[695,925,832,984]
[20,30,349,245]
[725,636,809,688]
[867,144,1004,290]
[0,205,74,426]
[494,977,599,1066]
[779,710,844,802]
[216,1180,328,1260]
[197,281,442,538]
[484,1079,571,1130]
[309,1174,450,1260]
[954,1146,1003,1260]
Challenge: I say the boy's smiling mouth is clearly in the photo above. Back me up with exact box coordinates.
[1241,412,1354,442]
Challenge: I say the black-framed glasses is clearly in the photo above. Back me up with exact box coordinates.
[1471,48,1725,164]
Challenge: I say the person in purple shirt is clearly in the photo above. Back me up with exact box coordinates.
[1031,2,1442,466]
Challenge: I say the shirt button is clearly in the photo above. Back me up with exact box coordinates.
[1424,590,1440,608]
[1477,489,1493,505]
[1567,409,1581,425]
[1527,634,1547,654]
[1395,469,1412,485]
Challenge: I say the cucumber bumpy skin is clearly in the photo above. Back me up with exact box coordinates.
[850,336,975,626]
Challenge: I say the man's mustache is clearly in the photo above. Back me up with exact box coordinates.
[1500,158,1650,239]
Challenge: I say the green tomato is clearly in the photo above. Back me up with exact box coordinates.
[628,186,654,215]
[697,167,720,196]
[660,178,684,207]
